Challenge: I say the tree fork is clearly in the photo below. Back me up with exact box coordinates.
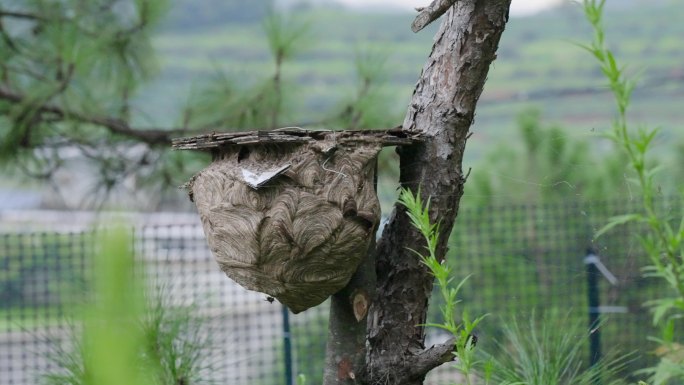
[323,1,511,384]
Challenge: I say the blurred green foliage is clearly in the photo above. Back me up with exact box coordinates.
[581,0,684,383]
[39,227,217,385]
[466,108,627,207]
[0,0,167,154]
[146,2,684,154]
[80,228,152,385]
[485,311,629,385]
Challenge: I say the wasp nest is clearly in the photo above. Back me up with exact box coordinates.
[187,138,381,313]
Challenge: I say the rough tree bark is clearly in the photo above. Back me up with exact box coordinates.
[323,1,512,385]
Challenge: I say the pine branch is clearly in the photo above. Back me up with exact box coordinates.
[0,86,184,146]
[411,0,460,33]
[0,10,46,21]
[0,19,19,53]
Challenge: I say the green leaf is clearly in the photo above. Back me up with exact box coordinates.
[297,373,308,385]
[632,126,659,153]
[421,322,458,334]
[662,319,675,343]
[595,214,645,238]
[645,297,684,326]
[606,51,619,75]
[645,164,666,179]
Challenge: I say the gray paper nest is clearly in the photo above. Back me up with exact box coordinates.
[173,128,420,313]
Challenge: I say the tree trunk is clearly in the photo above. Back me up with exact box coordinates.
[323,240,375,384]
[324,1,511,384]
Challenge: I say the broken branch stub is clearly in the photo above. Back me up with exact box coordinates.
[173,129,421,313]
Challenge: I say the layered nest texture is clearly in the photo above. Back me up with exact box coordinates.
[189,139,381,313]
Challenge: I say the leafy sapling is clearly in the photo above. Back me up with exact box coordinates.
[398,188,486,385]
[582,0,684,383]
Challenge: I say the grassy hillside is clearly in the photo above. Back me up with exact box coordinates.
[137,2,684,163]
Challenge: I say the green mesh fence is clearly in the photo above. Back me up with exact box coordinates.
[0,200,681,384]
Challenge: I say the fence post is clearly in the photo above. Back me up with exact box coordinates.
[584,249,623,382]
[283,305,294,385]
[585,251,602,368]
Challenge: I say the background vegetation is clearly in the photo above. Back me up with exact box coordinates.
[143,1,684,156]
[3,0,684,211]
[2,0,684,384]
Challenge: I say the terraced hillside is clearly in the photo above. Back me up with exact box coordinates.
[138,1,684,163]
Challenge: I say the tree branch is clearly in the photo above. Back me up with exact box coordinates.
[0,19,19,53]
[0,86,184,146]
[411,0,460,33]
[0,10,46,21]
[410,338,456,378]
